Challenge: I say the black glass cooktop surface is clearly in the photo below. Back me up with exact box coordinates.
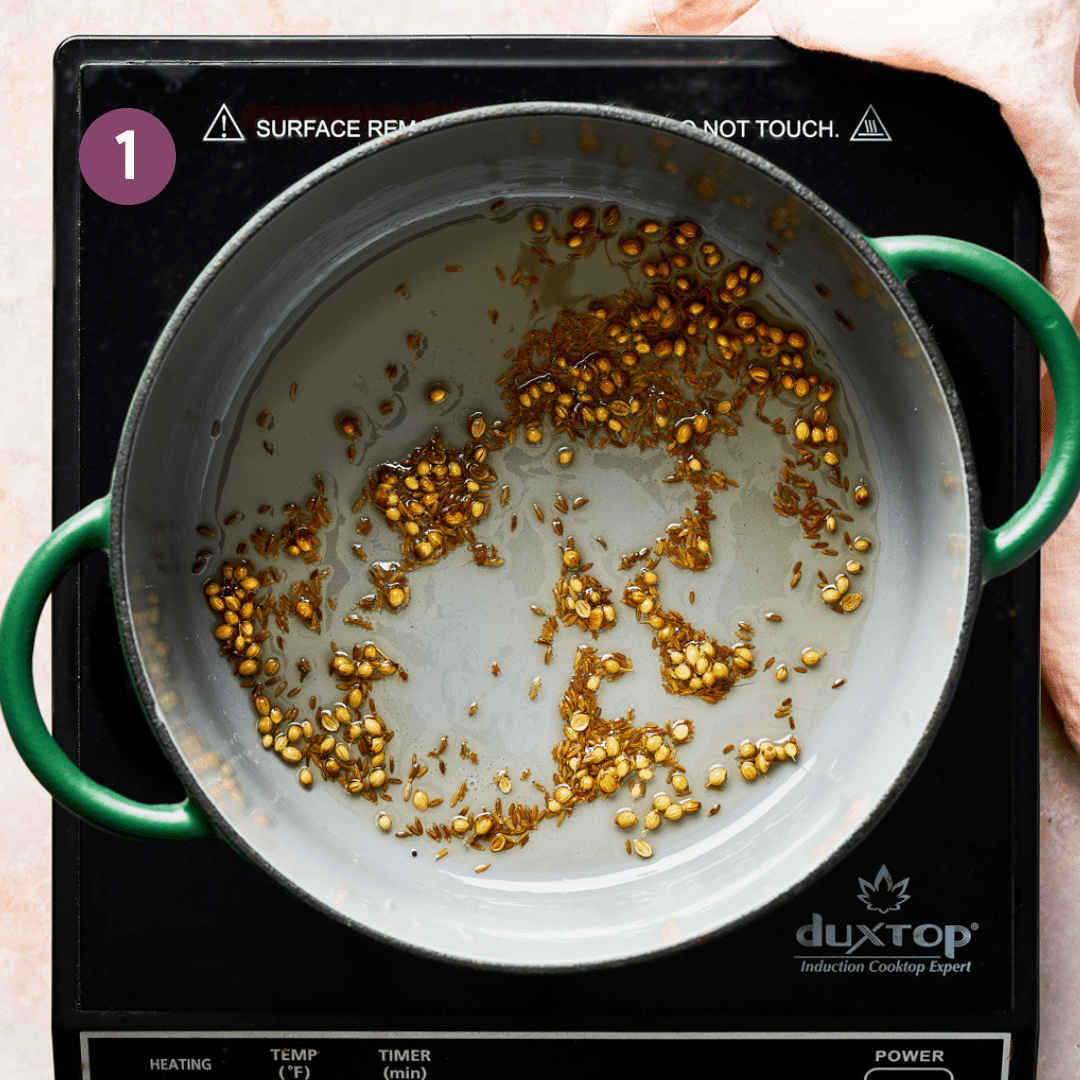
[52,36,1039,1079]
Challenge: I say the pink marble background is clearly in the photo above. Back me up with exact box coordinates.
[0,3,1076,1076]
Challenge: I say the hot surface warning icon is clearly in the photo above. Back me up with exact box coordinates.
[850,105,891,143]
[203,103,245,142]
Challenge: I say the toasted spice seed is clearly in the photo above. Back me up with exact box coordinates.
[632,839,653,859]
[615,808,638,829]
[464,412,487,442]
[706,766,727,789]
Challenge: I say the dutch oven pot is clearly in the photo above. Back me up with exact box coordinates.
[4,103,1080,971]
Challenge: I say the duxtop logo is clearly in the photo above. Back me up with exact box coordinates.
[795,865,977,976]
[856,865,911,913]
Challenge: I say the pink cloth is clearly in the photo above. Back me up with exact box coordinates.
[607,0,1080,753]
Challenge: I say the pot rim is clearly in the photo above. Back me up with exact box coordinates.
[109,100,983,971]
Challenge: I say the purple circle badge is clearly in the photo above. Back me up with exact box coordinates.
[79,108,176,205]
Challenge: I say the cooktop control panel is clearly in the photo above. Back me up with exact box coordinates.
[80,1031,1010,1078]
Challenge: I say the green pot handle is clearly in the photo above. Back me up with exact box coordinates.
[868,235,1080,581]
[0,495,215,840]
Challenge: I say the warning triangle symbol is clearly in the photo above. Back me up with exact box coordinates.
[203,103,245,143]
[850,105,891,143]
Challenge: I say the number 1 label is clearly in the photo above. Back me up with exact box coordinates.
[79,108,175,205]
[115,129,135,179]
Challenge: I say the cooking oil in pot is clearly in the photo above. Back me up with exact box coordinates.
[195,198,879,875]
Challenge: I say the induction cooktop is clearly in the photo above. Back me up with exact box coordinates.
[51,36,1039,1079]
